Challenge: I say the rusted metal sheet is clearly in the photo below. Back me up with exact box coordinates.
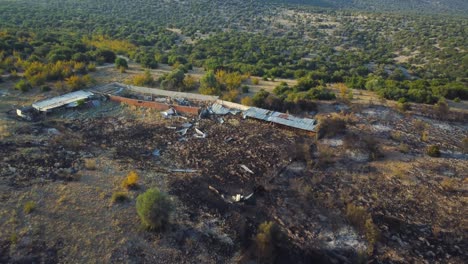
[243,107,316,132]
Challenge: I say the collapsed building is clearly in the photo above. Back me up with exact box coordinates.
[25,83,317,132]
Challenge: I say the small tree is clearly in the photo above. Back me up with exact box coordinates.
[435,99,449,119]
[182,74,198,91]
[136,188,173,230]
[115,57,128,69]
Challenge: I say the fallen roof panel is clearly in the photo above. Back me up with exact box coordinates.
[243,107,316,132]
[32,90,94,112]
[210,103,240,115]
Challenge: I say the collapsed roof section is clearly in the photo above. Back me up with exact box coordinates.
[32,90,94,112]
[210,103,241,115]
[242,107,317,132]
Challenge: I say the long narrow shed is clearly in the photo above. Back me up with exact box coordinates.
[32,90,93,112]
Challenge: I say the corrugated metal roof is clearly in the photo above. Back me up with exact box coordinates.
[32,90,94,112]
[210,103,240,115]
[243,107,316,132]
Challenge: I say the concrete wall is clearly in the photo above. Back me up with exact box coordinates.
[124,84,219,101]
[216,99,251,111]
[109,95,200,115]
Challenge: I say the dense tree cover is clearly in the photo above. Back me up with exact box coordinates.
[250,87,319,114]
[0,31,101,91]
[271,0,468,15]
[0,0,466,103]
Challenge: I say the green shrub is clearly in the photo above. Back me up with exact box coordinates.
[23,201,36,214]
[115,57,128,69]
[241,85,249,93]
[453,97,461,103]
[87,63,97,72]
[426,145,441,157]
[15,79,31,92]
[40,85,51,92]
[397,98,410,112]
[136,188,173,230]
[199,86,220,95]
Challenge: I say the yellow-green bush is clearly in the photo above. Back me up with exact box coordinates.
[136,188,173,230]
[254,221,281,262]
[23,201,36,214]
[122,171,139,189]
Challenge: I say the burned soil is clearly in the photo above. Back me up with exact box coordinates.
[0,100,467,263]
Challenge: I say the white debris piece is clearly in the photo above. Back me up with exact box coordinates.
[194,128,207,138]
[170,169,198,173]
[161,108,176,118]
[232,194,242,202]
[240,165,254,174]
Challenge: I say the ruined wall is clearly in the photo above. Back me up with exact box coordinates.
[172,105,200,115]
[109,95,200,115]
[124,84,219,101]
[216,100,251,111]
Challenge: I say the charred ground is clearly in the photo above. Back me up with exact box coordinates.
[0,94,467,263]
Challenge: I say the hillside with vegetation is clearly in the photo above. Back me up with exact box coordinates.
[271,0,468,15]
[0,0,466,106]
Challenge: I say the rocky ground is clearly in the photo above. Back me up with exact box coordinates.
[0,91,467,263]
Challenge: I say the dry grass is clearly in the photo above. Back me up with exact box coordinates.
[23,201,36,214]
[254,221,281,262]
[398,143,410,154]
[111,191,129,203]
[84,159,97,170]
[316,144,334,167]
[462,137,468,154]
[440,178,458,191]
[0,122,11,140]
[316,114,347,139]
[346,204,379,254]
